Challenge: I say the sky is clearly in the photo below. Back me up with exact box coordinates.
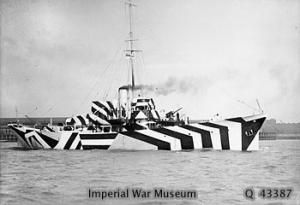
[0,0,299,122]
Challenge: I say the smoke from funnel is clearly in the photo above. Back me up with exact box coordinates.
[122,76,209,96]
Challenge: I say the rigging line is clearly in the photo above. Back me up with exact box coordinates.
[136,51,146,88]
[100,46,126,100]
[73,45,124,114]
[25,87,58,117]
[40,106,53,116]
[112,55,127,94]
[98,48,126,100]
[19,107,38,116]
[140,51,146,66]
[40,107,52,117]
[133,55,140,87]
[39,92,68,117]
[92,4,127,100]
[236,100,260,112]
[107,47,129,94]
[220,88,261,112]
[101,60,117,99]
[92,45,123,92]
[36,100,52,116]
[114,57,129,91]
[127,58,131,86]
[136,52,144,86]
[102,53,124,100]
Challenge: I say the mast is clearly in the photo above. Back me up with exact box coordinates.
[128,0,135,89]
[125,0,139,94]
[124,0,140,120]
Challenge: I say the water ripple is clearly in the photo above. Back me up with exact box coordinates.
[1,140,299,205]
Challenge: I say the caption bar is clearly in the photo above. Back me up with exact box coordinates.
[244,187,293,200]
[88,188,198,200]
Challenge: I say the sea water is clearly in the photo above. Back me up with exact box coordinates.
[0,140,299,205]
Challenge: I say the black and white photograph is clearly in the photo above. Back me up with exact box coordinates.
[0,0,299,204]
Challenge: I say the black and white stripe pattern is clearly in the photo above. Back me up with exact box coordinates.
[91,101,117,120]
[150,110,160,120]
[43,126,55,132]
[227,116,266,151]
[87,113,110,125]
[132,98,160,121]
[136,98,156,109]
[54,132,82,150]
[45,131,118,150]
[65,100,118,127]
[66,115,88,126]
[9,114,266,151]
[107,101,117,118]
[109,115,266,151]
[8,125,59,149]
[80,133,118,149]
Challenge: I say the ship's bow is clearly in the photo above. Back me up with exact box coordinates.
[227,114,266,151]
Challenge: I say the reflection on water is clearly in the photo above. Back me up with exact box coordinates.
[1,140,299,205]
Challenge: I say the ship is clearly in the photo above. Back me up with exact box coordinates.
[8,1,266,151]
